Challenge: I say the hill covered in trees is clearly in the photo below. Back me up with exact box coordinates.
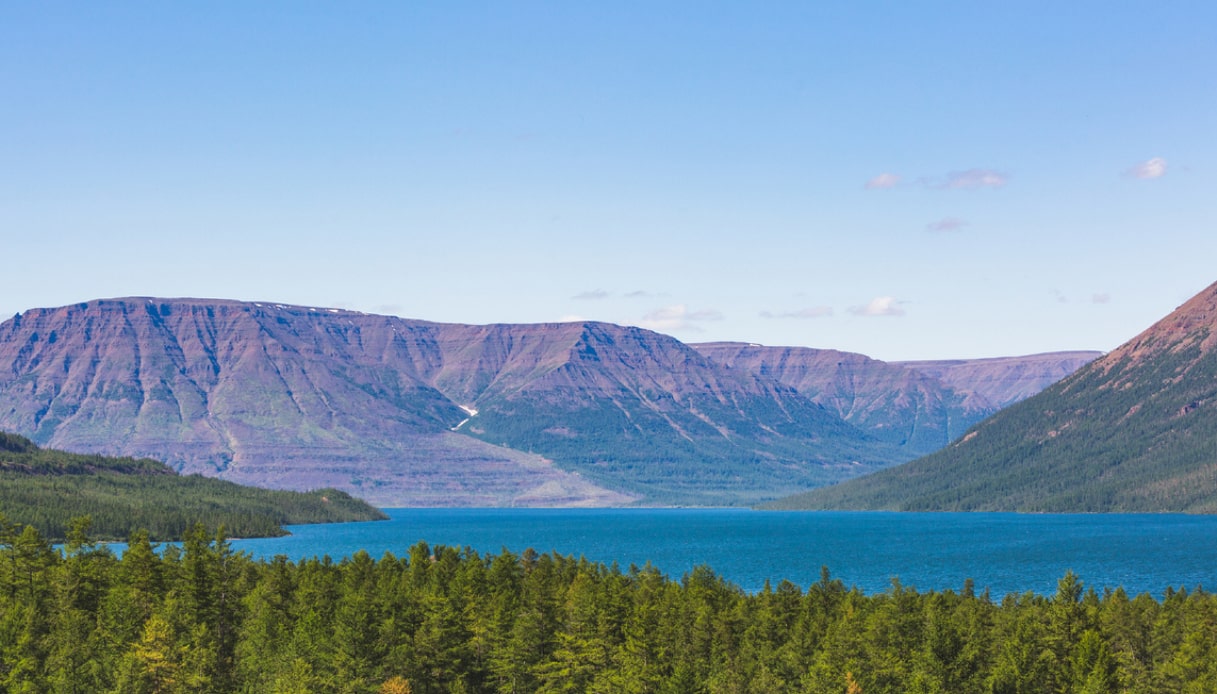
[0,432,386,541]
[1,524,1214,693]
[767,280,1217,512]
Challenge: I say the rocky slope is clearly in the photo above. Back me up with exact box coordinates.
[0,299,907,505]
[692,343,1098,457]
[0,300,630,506]
[767,281,1217,512]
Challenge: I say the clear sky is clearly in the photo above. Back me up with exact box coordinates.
[3,2,1214,361]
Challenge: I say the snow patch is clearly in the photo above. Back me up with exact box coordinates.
[450,406,479,431]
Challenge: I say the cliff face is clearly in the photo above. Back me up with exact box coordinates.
[0,300,632,506]
[691,343,1098,457]
[0,299,904,506]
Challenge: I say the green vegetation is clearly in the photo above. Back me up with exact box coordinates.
[466,392,904,506]
[0,432,387,541]
[2,522,1216,692]
[765,332,1217,512]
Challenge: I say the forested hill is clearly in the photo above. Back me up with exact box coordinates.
[3,532,1215,692]
[0,432,386,541]
[766,280,1217,512]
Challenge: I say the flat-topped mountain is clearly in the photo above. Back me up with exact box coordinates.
[768,281,1217,512]
[0,300,618,506]
[691,343,1099,457]
[0,299,908,505]
[0,298,1097,506]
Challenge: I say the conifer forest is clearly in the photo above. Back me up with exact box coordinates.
[2,519,1215,693]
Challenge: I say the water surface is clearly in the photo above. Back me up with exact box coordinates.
[230,508,1217,597]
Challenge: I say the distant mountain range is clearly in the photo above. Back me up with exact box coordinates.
[768,280,1217,513]
[0,298,1097,506]
[692,343,1097,458]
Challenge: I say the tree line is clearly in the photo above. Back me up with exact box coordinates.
[1,517,1215,693]
[0,432,386,541]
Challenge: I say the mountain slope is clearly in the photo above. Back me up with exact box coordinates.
[447,324,904,504]
[766,282,1217,512]
[0,300,632,507]
[692,343,1097,458]
[0,299,907,506]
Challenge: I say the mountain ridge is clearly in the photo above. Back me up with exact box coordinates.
[691,342,1099,458]
[766,280,1217,512]
[0,298,901,505]
[0,297,1097,506]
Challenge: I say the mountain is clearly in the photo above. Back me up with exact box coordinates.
[691,343,1099,457]
[766,281,1217,512]
[0,299,908,506]
[895,352,1103,410]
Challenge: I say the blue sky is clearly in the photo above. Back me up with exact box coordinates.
[3,2,1214,361]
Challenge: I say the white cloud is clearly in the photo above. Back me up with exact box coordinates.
[760,306,834,319]
[638,304,723,332]
[1125,157,1167,179]
[1092,293,1111,304]
[926,217,968,232]
[865,173,901,189]
[624,290,656,299]
[573,289,609,300]
[557,314,588,322]
[943,169,1007,189]
[848,296,905,317]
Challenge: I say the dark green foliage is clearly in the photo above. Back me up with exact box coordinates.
[1,525,1216,692]
[765,331,1217,512]
[0,434,386,541]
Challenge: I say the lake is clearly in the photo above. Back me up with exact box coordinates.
[230,508,1217,597]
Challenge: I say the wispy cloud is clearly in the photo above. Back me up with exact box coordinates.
[760,306,834,319]
[865,173,901,190]
[638,305,723,332]
[1125,157,1167,179]
[1092,293,1111,304]
[926,217,968,232]
[848,296,905,317]
[624,290,656,299]
[573,289,610,300]
[941,169,1007,189]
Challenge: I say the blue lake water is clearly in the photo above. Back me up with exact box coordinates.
[230,508,1217,597]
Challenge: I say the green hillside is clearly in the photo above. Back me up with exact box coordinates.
[765,282,1217,513]
[0,432,386,541]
